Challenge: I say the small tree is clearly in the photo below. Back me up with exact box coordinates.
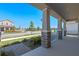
[28,21,36,34]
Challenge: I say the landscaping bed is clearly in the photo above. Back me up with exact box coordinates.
[23,36,41,49]
[0,36,41,56]
[0,36,41,48]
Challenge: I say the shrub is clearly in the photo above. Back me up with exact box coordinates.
[5,30,15,33]
[31,36,41,45]
[22,36,41,49]
[22,38,28,42]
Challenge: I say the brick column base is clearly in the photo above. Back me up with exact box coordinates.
[41,31,51,48]
[64,31,66,36]
[58,31,62,40]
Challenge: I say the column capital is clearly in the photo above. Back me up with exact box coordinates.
[43,6,50,11]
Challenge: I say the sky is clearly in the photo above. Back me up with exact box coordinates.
[0,3,58,28]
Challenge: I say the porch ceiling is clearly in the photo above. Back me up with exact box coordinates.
[47,3,79,21]
[31,3,61,19]
[31,3,79,21]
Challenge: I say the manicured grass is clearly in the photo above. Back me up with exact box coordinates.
[0,35,40,48]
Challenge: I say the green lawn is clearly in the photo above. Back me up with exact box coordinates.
[0,35,41,48]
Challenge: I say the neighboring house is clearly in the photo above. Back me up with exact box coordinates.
[0,19,15,31]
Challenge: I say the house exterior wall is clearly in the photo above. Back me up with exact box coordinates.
[0,20,14,31]
[66,21,78,34]
[0,20,14,26]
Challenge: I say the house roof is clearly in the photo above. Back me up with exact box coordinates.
[0,19,13,23]
[0,25,13,27]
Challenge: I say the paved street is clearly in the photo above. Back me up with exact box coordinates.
[1,31,41,39]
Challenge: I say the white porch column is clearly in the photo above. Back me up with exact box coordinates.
[63,20,67,36]
[41,7,51,48]
[58,17,62,40]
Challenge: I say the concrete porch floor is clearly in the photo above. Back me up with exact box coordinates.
[22,35,79,56]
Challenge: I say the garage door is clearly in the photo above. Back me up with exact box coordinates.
[66,21,78,35]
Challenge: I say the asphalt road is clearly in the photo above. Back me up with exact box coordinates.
[1,31,41,39]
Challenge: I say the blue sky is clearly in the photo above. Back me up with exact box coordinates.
[0,3,58,28]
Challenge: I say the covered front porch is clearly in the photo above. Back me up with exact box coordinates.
[22,3,79,56]
[22,35,79,56]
